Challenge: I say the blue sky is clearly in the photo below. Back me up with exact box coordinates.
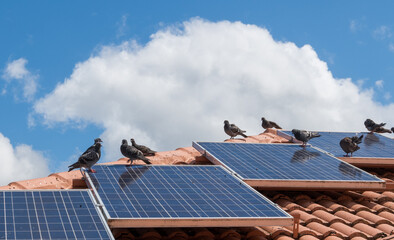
[1,1,394,184]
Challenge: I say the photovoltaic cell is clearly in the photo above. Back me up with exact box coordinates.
[84,165,292,228]
[193,142,384,189]
[280,131,394,158]
[0,190,113,240]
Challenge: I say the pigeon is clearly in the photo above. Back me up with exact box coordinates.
[339,135,363,157]
[261,117,282,129]
[130,138,156,156]
[392,127,394,133]
[364,119,392,133]
[291,129,321,147]
[68,138,103,173]
[224,120,247,139]
[120,139,151,165]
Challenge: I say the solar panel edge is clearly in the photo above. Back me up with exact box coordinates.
[106,217,293,228]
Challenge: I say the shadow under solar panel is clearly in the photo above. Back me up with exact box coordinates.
[84,165,293,228]
[193,142,385,191]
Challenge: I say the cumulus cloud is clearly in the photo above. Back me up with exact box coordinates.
[0,133,50,185]
[34,19,394,161]
[2,58,38,101]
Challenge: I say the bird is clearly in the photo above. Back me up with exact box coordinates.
[68,138,102,173]
[339,135,363,157]
[364,119,392,133]
[224,120,247,139]
[291,129,321,147]
[130,138,156,156]
[120,139,152,165]
[392,127,394,133]
[261,117,282,129]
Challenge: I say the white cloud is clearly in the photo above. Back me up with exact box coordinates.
[375,80,384,89]
[2,58,38,101]
[34,19,394,161]
[373,25,392,40]
[0,132,50,186]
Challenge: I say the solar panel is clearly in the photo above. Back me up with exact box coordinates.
[279,131,394,159]
[193,142,385,190]
[84,165,292,228]
[0,190,114,240]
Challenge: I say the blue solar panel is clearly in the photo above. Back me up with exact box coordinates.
[193,142,383,184]
[0,190,113,240]
[281,131,394,158]
[84,165,291,227]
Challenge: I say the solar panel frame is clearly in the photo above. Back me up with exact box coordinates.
[193,142,385,191]
[0,189,114,240]
[278,130,394,158]
[84,164,293,228]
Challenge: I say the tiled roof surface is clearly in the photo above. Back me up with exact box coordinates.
[1,129,393,240]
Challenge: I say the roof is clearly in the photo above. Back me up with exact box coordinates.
[1,128,394,240]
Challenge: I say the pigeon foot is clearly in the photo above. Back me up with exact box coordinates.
[89,169,96,173]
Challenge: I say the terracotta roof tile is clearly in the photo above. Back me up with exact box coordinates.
[375,224,394,235]
[333,210,372,226]
[304,222,339,239]
[329,222,369,239]
[352,223,387,239]
[356,210,393,226]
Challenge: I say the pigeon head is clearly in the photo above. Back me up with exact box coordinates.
[292,129,299,134]
[95,142,102,149]
[261,117,266,121]
[224,120,229,125]
[130,138,135,144]
[94,138,103,143]
[121,139,128,145]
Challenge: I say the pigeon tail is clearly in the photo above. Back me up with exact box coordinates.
[68,162,81,172]
[310,132,321,139]
[239,132,247,138]
[138,155,152,164]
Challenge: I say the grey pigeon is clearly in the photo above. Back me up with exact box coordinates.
[339,135,363,157]
[68,138,102,173]
[364,119,391,133]
[130,138,156,156]
[291,129,321,147]
[120,139,151,165]
[261,117,282,129]
[224,120,247,139]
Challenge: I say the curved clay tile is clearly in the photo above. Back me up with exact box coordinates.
[275,198,309,213]
[297,199,330,213]
[334,210,372,226]
[356,210,393,226]
[161,228,188,240]
[305,222,339,239]
[289,209,325,225]
[378,211,394,222]
[317,199,351,213]
[358,200,392,213]
[352,223,387,239]
[329,222,369,239]
[312,210,349,226]
[375,223,394,235]
[338,199,374,213]
[323,236,344,240]
[259,226,292,239]
[361,191,392,203]
[283,225,319,238]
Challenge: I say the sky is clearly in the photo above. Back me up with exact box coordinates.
[1,1,394,185]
